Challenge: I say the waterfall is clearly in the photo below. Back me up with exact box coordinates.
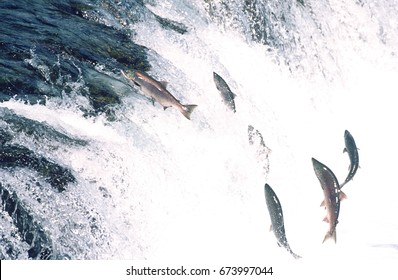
[1,0,398,265]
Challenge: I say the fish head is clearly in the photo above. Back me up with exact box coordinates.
[312,158,340,192]
[311,158,325,176]
[122,70,143,83]
[344,130,355,147]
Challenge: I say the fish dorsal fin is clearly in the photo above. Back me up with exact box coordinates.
[160,81,168,88]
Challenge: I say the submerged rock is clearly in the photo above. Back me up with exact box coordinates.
[0,184,54,259]
[0,145,75,192]
[0,0,150,113]
[0,108,88,147]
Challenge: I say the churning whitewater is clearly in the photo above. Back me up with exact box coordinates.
[1,1,398,273]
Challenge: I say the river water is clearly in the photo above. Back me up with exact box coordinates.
[1,0,398,272]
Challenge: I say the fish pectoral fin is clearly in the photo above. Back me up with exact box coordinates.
[339,191,347,201]
[343,147,347,153]
[320,200,326,207]
[323,217,329,223]
[269,225,273,232]
[163,106,171,110]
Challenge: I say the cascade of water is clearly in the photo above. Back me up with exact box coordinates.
[0,0,397,263]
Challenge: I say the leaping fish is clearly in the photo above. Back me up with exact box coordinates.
[213,72,236,113]
[340,130,359,188]
[312,158,346,243]
[121,70,197,120]
[264,183,301,259]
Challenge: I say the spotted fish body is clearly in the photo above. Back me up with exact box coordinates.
[340,130,359,188]
[264,183,301,259]
[312,158,346,243]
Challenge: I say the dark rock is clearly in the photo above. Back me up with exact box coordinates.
[0,145,75,192]
[0,184,54,259]
[0,0,150,113]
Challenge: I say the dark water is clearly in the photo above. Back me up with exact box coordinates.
[0,0,149,111]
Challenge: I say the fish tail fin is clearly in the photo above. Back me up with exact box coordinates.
[285,245,302,259]
[121,70,131,80]
[181,104,198,120]
[322,230,337,243]
[291,252,302,259]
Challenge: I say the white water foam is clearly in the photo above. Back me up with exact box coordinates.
[2,1,398,274]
